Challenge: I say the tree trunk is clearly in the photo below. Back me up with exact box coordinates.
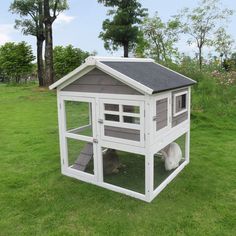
[199,46,202,70]
[123,42,129,58]
[37,38,44,86]
[37,0,45,87]
[44,0,55,86]
[44,22,54,86]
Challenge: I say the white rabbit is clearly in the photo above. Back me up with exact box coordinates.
[161,142,182,171]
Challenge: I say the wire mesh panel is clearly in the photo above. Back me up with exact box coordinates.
[67,138,94,175]
[102,148,145,194]
[64,101,92,137]
[154,134,186,190]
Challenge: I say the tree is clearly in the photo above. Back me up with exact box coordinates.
[43,0,68,86]
[214,27,235,64]
[140,13,180,63]
[53,45,89,80]
[10,0,45,86]
[178,0,233,70]
[0,42,35,83]
[98,0,147,57]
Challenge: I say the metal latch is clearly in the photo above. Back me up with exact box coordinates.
[93,138,98,143]
[98,119,103,124]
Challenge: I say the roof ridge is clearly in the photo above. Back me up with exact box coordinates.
[86,56,154,63]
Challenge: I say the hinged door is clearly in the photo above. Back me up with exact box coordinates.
[99,99,145,147]
[59,95,98,180]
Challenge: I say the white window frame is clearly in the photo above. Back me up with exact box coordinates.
[173,91,188,117]
[99,99,145,147]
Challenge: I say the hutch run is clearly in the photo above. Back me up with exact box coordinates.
[50,56,196,202]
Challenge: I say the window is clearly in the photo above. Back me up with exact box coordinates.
[104,104,119,111]
[179,94,186,109]
[104,103,141,125]
[123,116,140,124]
[65,100,93,136]
[123,105,140,113]
[105,114,120,122]
[173,91,188,117]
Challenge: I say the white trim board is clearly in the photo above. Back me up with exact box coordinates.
[88,56,154,62]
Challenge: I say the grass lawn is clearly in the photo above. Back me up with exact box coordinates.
[0,84,236,235]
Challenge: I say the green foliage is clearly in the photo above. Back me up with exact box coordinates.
[139,12,180,63]
[10,0,42,37]
[53,45,89,80]
[178,0,233,69]
[0,42,35,83]
[221,52,236,71]
[168,58,236,117]
[98,0,147,57]
[214,27,235,59]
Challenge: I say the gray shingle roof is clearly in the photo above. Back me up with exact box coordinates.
[102,61,196,94]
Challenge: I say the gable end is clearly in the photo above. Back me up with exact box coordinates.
[62,68,142,95]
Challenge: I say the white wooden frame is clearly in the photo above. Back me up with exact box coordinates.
[59,95,98,181]
[56,85,191,203]
[99,98,145,147]
[173,90,188,117]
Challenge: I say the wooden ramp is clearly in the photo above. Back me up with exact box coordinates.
[72,143,93,171]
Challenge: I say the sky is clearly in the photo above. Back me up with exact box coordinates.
[0,0,235,57]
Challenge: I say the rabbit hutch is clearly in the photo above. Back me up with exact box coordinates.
[49,56,196,202]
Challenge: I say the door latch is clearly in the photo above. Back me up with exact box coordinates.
[153,115,157,121]
[98,119,103,124]
[93,138,98,143]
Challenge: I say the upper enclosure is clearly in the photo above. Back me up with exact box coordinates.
[50,56,196,94]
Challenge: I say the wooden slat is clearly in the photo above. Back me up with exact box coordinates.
[104,125,140,141]
[172,112,188,127]
[72,143,93,171]
[62,68,141,95]
[156,98,168,131]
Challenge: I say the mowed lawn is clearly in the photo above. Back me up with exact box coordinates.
[0,84,235,235]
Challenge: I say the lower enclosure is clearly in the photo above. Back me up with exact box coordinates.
[64,133,188,202]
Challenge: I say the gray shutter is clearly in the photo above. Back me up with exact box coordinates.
[156,98,168,131]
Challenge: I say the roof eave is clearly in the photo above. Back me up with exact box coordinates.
[153,61,197,84]
[152,82,196,94]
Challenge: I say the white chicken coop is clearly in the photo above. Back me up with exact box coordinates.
[49,56,196,202]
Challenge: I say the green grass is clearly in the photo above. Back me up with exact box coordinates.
[0,84,236,235]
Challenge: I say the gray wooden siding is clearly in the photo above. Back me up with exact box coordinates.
[62,68,142,95]
[172,88,188,127]
[104,125,140,141]
[156,98,168,131]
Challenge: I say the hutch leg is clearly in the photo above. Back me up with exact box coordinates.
[145,153,154,202]
[185,131,190,163]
